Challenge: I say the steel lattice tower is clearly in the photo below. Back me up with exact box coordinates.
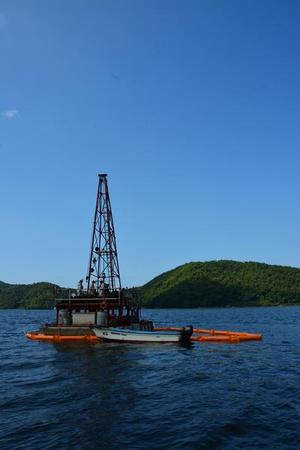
[86,174,122,292]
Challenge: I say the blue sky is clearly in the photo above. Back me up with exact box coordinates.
[1,0,300,287]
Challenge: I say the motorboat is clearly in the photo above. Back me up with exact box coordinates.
[92,326,193,343]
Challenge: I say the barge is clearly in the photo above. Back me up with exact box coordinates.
[26,173,262,345]
[27,173,150,341]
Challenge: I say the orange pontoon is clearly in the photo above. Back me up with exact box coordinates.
[154,327,262,343]
[26,331,99,342]
[26,327,262,344]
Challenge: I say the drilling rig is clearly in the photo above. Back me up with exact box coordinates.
[26,174,262,344]
[54,174,140,328]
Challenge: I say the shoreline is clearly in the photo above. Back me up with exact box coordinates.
[1,303,300,311]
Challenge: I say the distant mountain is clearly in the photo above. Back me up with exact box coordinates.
[139,260,300,308]
[1,260,300,309]
[0,282,57,309]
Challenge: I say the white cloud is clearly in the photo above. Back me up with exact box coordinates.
[2,110,19,119]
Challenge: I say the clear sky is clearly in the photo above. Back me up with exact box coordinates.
[1,0,300,287]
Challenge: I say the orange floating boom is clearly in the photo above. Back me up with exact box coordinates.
[26,332,99,342]
[154,327,262,343]
[191,335,241,343]
[26,327,262,344]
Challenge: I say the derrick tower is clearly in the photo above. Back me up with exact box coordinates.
[55,173,140,327]
[86,173,121,293]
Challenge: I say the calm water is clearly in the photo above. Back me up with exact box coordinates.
[0,307,300,450]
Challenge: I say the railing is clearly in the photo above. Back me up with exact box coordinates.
[56,298,121,306]
[55,287,121,299]
[54,287,140,307]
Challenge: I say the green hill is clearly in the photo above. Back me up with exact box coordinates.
[0,281,57,309]
[139,260,300,307]
[1,260,300,308]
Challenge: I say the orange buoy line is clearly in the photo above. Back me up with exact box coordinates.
[154,327,262,343]
[26,327,262,344]
[26,332,99,342]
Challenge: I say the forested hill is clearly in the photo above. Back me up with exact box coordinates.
[1,260,300,308]
[139,260,300,308]
[0,281,56,309]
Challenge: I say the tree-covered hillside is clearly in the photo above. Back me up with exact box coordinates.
[0,281,56,309]
[1,260,300,308]
[139,260,300,307]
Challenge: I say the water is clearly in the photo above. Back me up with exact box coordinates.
[0,307,300,450]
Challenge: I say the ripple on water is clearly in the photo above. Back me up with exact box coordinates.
[0,307,300,450]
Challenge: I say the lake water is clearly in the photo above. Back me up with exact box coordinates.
[0,307,300,450]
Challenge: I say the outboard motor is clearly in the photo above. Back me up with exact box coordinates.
[139,320,154,331]
[180,325,193,344]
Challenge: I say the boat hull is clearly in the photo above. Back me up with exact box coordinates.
[93,327,183,343]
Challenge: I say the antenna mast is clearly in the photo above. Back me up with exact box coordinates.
[86,174,121,292]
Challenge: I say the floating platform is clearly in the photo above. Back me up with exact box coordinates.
[26,332,98,342]
[26,326,99,342]
[26,325,262,344]
[155,327,262,343]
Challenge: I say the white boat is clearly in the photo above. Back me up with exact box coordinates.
[92,326,193,343]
